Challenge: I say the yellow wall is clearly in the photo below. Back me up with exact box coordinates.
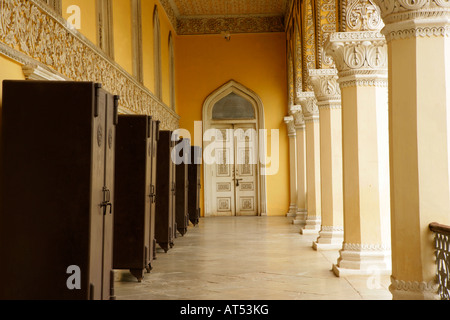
[141,0,175,107]
[112,0,133,76]
[0,56,25,107]
[175,32,289,216]
[62,0,98,45]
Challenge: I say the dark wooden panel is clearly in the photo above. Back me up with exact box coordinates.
[113,115,152,282]
[175,139,190,236]
[155,130,174,253]
[188,146,202,226]
[0,80,117,300]
[149,120,159,264]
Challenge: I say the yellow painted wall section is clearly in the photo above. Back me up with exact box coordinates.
[140,0,175,106]
[0,56,25,108]
[159,8,174,108]
[175,33,289,216]
[141,0,156,94]
[113,0,133,75]
[61,0,97,45]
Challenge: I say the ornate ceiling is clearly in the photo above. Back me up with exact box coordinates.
[172,0,288,17]
[160,0,290,35]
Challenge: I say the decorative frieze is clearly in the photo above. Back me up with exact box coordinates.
[324,31,388,88]
[389,276,440,300]
[333,242,392,276]
[0,0,180,131]
[176,15,285,35]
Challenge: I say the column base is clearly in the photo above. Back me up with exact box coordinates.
[300,217,321,235]
[286,204,297,217]
[389,276,440,300]
[293,210,307,226]
[312,226,344,251]
[332,243,391,277]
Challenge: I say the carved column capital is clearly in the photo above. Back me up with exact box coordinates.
[296,92,319,121]
[284,116,297,137]
[324,31,388,88]
[308,69,342,107]
[290,105,306,129]
[373,0,450,40]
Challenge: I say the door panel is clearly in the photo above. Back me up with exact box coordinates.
[208,124,258,216]
[211,125,235,216]
[102,92,116,300]
[234,124,258,216]
[90,87,106,300]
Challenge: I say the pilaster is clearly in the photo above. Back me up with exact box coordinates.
[309,68,344,250]
[325,3,391,276]
[373,0,450,300]
[297,92,321,234]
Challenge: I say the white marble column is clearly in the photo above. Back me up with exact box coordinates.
[284,116,297,217]
[309,68,344,250]
[374,0,450,300]
[291,106,307,226]
[325,30,391,276]
[297,92,321,234]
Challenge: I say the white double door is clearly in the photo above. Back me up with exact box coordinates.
[207,123,259,216]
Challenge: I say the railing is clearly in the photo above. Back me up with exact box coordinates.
[429,222,450,300]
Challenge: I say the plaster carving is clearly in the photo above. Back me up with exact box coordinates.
[308,68,341,103]
[0,0,179,130]
[324,31,388,87]
[176,15,285,35]
[296,92,319,119]
[373,0,450,40]
[343,242,391,251]
[159,0,287,34]
[389,275,440,300]
[291,105,305,129]
[284,116,296,136]
[346,0,384,31]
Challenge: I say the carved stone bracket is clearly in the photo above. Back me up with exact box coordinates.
[308,68,342,106]
[373,0,450,40]
[324,31,388,88]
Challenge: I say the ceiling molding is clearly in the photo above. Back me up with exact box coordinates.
[159,0,287,35]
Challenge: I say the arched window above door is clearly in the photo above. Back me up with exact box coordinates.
[212,92,255,120]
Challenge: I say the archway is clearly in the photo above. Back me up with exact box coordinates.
[202,80,267,217]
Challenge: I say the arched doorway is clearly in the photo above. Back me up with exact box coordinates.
[202,80,267,217]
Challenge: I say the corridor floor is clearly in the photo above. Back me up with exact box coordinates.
[114,217,392,300]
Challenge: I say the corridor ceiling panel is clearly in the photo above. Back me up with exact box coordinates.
[161,0,289,35]
[172,0,288,17]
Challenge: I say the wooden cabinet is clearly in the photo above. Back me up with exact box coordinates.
[155,130,176,252]
[175,139,190,236]
[0,80,118,300]
[149,120,160,262]
[113,115,157,282]
[188,146,202,226]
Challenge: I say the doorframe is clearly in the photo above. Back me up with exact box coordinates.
[202,80,268,217]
